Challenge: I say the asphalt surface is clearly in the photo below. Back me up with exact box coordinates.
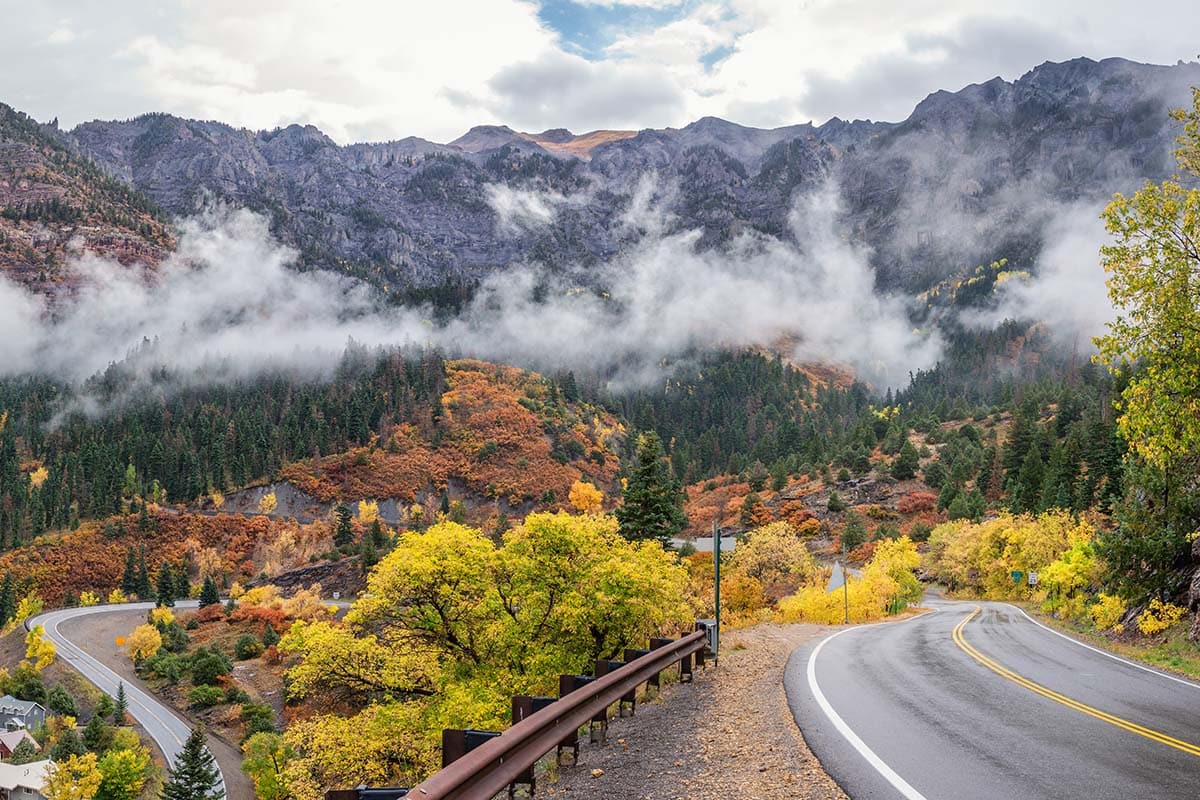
[786,599,1200,800]
[28,602,229,795]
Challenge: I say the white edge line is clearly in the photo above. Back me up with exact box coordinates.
[31,604,228,796]
[806,610,936,800]
[1001,603,1200,691]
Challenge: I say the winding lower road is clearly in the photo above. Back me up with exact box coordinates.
[787,599,1200,800]
[28,602,234,796]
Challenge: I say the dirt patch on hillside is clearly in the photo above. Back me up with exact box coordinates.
[538,623,846,800]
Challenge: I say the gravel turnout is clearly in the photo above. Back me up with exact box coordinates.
[539,623,847,800]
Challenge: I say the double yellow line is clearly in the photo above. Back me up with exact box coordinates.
[952,606,1200,759]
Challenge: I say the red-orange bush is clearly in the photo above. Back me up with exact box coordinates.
[898,492,937,515]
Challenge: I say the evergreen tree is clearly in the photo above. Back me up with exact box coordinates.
[0,572,15,628]
[135,547,152,599]
[161,726,224,800]
[841,512,868,551]
[173,564,191,600]
[614,432,687,545]
[261,623,280,648]
[8,737,38,764]
[156,561,175,607]
[113,682,128,724]
[333,503,354,547]
[198,576,220,608]
[83,712,112,752]
[891,439,920,480]
[50,728,87,760]
[360,533,378,574]
[121,547,138,597]
[369,518,385,549]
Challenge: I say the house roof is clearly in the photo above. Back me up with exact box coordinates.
[0,759,50,791]
[0,696,43,715]
[0,730,38,751]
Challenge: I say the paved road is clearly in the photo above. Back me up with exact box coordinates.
[787,599,1200,800]
[28,602,228,795]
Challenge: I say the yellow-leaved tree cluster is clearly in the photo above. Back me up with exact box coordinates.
[263,511,690,797]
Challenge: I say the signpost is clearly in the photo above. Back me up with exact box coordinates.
[827,539,849,624]
[712,520,721,665]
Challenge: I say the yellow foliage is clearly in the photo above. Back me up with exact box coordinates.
[29,466,49,488]
[727,521,819,592]
[24,625,56,670]
[281,703,436,799]
[280,587,333,621]
[240,585,283,609]
[149,606,175,626]
[778,537,921,624]
[107,588,128,604]
[210,490,225,509]
[78,591,100,607]
[1091,593,1127,630]
[126,624,162,661]
[924,512,1097,599]
[568,480,604,514]
[44,752,102,800]
[258,492,278,515]
[230,582,246,599]
[1136,599,1186,636]
[358,500,380,524]
[12,593,43,628]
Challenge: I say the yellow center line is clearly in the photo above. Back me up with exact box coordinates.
[952,606,1200,759]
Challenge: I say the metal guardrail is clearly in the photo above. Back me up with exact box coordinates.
[333,629,707,800]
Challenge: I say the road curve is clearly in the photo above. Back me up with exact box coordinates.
[28,602,228,795]
[786,599,1200,800]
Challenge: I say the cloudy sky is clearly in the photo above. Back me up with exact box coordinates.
[2,0,1197,143]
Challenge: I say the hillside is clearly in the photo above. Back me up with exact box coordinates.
[0,357,624,602]
[38,57,1199,295]
[0,103,172,290]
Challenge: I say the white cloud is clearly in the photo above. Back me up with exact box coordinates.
[0,0,1197,140]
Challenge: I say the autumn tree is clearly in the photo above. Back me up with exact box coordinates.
[1094,86,1200,601]
[568,480,603,515]
[241,732,293,800]
[126,624,162,662]
[44,752,103,800]
[615,432,687,544]
[96,745,151,800]
[162,727,223,800]
[257,492,278,515]
[25,625,56,670]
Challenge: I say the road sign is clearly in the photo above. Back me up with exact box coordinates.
[1028,571,1039,586]
[827,562,847,594]
[1011,570,1024,585]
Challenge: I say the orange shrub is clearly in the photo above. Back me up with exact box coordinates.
[898,492,937,515]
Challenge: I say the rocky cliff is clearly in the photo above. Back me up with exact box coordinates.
[5,57,1199,296]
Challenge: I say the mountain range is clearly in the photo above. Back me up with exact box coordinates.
[2,56,1198,297]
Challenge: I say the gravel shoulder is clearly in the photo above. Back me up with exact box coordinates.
[538,623,847,800]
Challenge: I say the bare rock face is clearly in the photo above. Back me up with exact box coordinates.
[5,57,1200,299]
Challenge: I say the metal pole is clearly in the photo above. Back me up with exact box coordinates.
[842,536,849,625]
[712,519,720,666]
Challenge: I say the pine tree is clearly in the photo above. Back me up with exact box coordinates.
[198,576,220,608]
[614,432,687,545]
[0,572,14,627]
[360,533,378,574]
[113,682,128,724]
[136,547,152,599]
[161,726,224,800]
[174,563,191,600]
[891,439,920,480]
[121,547,138,597]
[156,561,176,607]
[333,503,354,548]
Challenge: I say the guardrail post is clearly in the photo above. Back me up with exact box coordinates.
[510,696,556,796]
[442,729,501,769]
[596,659,635,717]
[679,643,694,683]
[648,637,673,689]
[558,674,595,756]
